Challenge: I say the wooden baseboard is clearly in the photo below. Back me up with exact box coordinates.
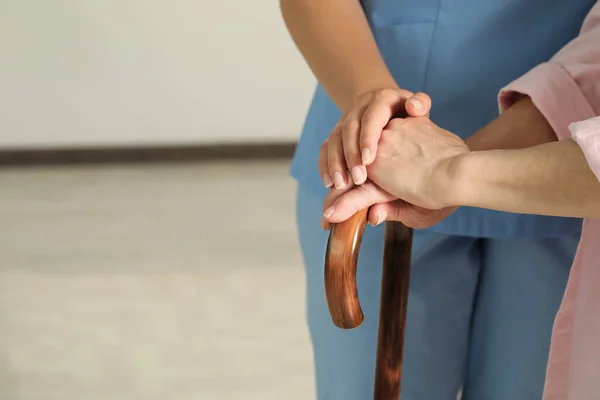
[0,142,297,167]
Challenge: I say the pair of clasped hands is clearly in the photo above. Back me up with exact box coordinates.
[320,88,470,230]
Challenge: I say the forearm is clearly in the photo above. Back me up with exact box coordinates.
[465,96,559,151]
[279,0,397,112]
[451,140,600,218]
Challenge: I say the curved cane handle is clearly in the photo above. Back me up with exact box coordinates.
[324,208,369,329]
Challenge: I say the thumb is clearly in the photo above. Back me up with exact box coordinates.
[405,92,432,117]
[323,182,397,223]
[367,201,411,225]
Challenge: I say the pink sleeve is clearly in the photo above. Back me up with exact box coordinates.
[571,116,600,181]
[498,2,600,141]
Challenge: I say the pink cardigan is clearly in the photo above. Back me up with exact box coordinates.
[499,2,600,398]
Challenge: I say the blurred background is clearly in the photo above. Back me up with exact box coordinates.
[0,1,316,399]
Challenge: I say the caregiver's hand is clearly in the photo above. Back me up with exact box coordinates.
[318,89,432,189]
[321,117,469,228]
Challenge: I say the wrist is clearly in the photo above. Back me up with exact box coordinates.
[434,152,480,208]
[353,74,399,97]
[345,78,400,111]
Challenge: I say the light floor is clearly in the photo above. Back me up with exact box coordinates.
[0,160,314,400]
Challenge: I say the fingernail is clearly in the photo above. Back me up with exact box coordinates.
[323,206,335,218]
[351,166,364,185]
[361,148,371,164]
[409,98,423,112]
[333,172,345,189]
[375,211,387,226]
[322,173,333,188]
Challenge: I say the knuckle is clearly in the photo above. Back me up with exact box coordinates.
[376,88,394,98]
[328,163,342,174]
[358,183,377,198]
[342,119,360,133]
[330,127,342,139]
[318,156,326,168]
[387,207,400,220]
[327,151,343,168]
[327,145,340,159]
[387,118,406,129]
[344,149,361,163]
[327,149,341,163]
[318,159,327,173]
[327,137,343,153]
[327,139,342,155]
[361,112,376,128]
[319,139,329,152]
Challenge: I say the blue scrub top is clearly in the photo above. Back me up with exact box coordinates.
[291,0,595,239]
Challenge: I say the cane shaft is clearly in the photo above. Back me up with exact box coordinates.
[374,222,412,399]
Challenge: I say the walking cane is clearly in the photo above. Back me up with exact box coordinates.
[325,209,412,399]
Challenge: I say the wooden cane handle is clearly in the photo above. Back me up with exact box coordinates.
[324,208,368,329]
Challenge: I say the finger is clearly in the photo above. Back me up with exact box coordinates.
[368,202,401,225]
[385,117,408,130]
[369,201,448,229]
[405,92,432,117]
[321,183,355,230]
[323,182,396,224]
[342,109,368,185]
[318,139,333,188]
[360,90,408,166]
[318,138,333,188]
[368,201,425,228]
[327,127,349,190]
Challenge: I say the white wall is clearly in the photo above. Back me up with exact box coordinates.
[0,1,316,149]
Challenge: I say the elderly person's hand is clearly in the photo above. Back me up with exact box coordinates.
[321,117,468,228]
